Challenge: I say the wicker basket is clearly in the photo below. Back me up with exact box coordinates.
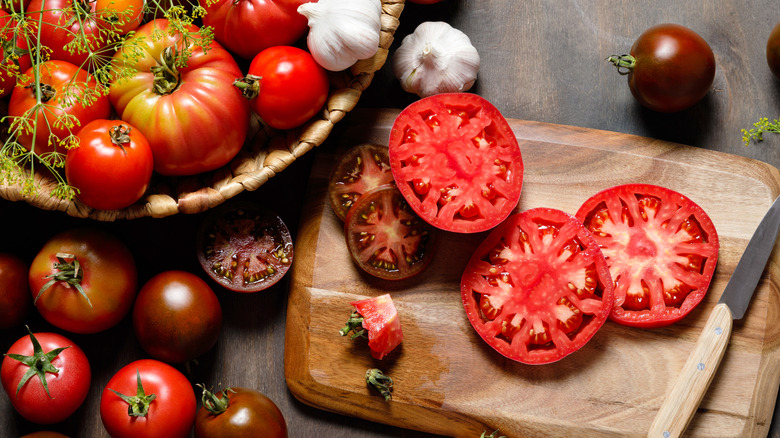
[0,0,405,221]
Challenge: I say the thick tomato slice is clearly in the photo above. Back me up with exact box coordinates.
[344,185,437,280]
[328,143,395,221]
[575,184,719,328]
[196,201,293,293]
[351,294,403,360]
[461,208,614,364]
[388,93,524,233]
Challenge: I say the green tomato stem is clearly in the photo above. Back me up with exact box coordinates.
[34,253,92,308]
[339,310,366,339]
[5,326,70,399]
[606,54,636,75]
[108,369,157,417]
[233,74,262,100]
[197,384,235,415]
[365,368,393,401]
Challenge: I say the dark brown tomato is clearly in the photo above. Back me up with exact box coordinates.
[768,20,780,81]
[0,253,31,330]
[328,143,395,221]
[195,386,287,438]
[197,201,293,293]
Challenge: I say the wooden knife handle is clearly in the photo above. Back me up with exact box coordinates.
[647,302,734,438]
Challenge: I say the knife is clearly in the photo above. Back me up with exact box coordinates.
[647,195,780,438]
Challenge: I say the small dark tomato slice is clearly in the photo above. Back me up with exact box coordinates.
[345,185,437,280]
[388,93,524,233]
[575,184,719,328]
[460,208,614,365]
[197,201,293,293]
[328,143,395,221]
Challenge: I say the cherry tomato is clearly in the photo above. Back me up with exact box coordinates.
[328,143,395,222]
[341,294,403,360]
[66,119,154,211]
[132,270,223,363]
[194,386,288,438]
[96,0,144,35]
[29,227,138,334]
[388,93,524,233]
[575,184,719,328]
[27,0,108,68]
[236,46,329,130]
[1,329,91,424]
[9,61,111,155]
[767,20,780,81]
[461,208,614,364]
[0,10,31,98]
[0,253,31,330]
[202,0,311,60]
[608,23,716,113]
[196,201,294,293]
[100,359,197,438]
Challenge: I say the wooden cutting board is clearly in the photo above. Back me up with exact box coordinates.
[284,108,780,437]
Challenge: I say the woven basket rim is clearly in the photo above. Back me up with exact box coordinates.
[0,0,405,221]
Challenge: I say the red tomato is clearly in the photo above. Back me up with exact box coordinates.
[29,227,138,334]
[345,294,403,360]
[9,61,111,155]
[1,329,91,424]
[132,270,223,363]
[461,208,614,364]
[20,432,70,438]
[27,0,108,68]
[768,20,780,81]
[328,143,395,222]
[0,0,30,13]
[608,24,716,112]
[388,93,524,233]
[344,185,437,280]
[237,45,329,130]
[196,202,294,293]
[100,359,197,438]
[109,19,250,176]
[202,0,312,60]
[575,184,720,328]
[194,386,288,438]
[96,0,144,35]
[0,253,31,330]
[66,119,154,211]
[0,10,31,98]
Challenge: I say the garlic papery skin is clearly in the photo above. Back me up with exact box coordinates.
[298,0,382,72]
[392,21,480,98]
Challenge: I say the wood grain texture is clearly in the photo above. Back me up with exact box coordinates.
[285,109,780,438]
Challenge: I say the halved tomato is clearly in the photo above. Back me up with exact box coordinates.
[344,185,437,280]
[196,201,293,293]
[347,294,403,360]
[388,93,523,233]
[575,184,719,328]
[461,208,614,364]
[328,143,394,222]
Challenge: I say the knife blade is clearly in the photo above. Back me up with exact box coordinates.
[647,195,780,438]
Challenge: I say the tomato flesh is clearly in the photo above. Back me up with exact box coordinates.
[576,184,719,328]
[461,208,614,364]
[351,294,403,360]
[328,143,395,221]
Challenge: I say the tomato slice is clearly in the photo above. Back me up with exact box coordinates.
[328,143,395,221]
[344,185,437,280]
[196,201,294,293]
[388,93,524,233]
[460,208,614,364]
[575,184,719,328]
[350,294,403,360]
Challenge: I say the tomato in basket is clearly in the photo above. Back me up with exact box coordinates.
[575,184,719,328]
[461,208,614,364]
[388,93,524,233]
[328,143,395,221]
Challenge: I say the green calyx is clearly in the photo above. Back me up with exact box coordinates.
[365,368,393,401]
[197,384,235,415]
[233,74,262,100]
[35,252,92,309]
[480,430,507,438]
[109,124,132,154]
[606,54,636,75]
[109,370,157,417]
[151,46,182,95]
[339,310,366,339]
[5,326,71,399]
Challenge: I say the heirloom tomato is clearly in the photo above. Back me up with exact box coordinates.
[9,61,111,155]
[96,0,144,35]
[100,359,197,438]
[328,143,394,221]
[132,270,223,363]
[196,202,294,293]
[27,0,108,69]
[344,185,437,280]
[202,0,312,60]
[236,45,329,130]
[0,10,31,98]
[575,184,719,328]
[195,386,288,438]
[608,24,716,113]
[29,227,138,334]
[66,119,154,211]
[1,329,91,424]
[461,208,614,364]
[109,19,250,176]
[0,253,31,330]
[342,294,403,360]
[768,20,780,81]
[388,93,524,233]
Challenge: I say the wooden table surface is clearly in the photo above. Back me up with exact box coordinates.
[2,1,780,437]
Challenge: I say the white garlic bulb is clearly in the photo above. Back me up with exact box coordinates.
[298,0,383,72]
[392,21,480,98]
